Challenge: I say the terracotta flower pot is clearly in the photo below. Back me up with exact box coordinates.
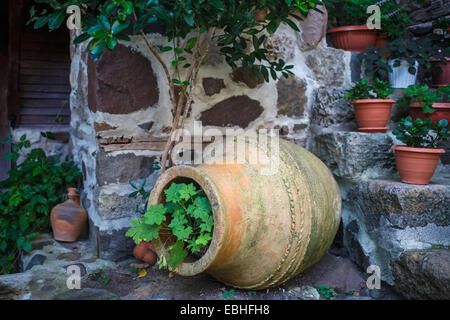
[327,25,377,53]
[430,57,450,87]
[50,188,87,242]
[352,99,395,133]
[409,102,450,123]
[392,145,445,185]
[133,241,157,265]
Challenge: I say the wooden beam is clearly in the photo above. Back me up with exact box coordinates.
[7,0,23,128]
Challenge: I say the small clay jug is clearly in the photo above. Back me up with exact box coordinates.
[51,188,87,242]
[133,241,157,265]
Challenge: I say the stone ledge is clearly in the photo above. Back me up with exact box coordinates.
[312,131,395,181]
[346,179,450,229]
[342,178,450,285]
[391,249,450,300]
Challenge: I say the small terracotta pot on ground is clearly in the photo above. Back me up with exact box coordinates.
[134,241,157,265]
[351,99,395,133]
[409,102,450,123]
[430,57,450,87]
[391,146,445,185]
[327,25,377,53]
[50,188,87,242]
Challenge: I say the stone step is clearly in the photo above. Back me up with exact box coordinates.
[313,130,450,182]
[341,177,450,290]
[391,248,450,300]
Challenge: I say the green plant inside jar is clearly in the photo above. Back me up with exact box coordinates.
[126,182,214,270]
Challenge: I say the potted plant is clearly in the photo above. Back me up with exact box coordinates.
[327,0,377,53]
[387,38,431,89]
[429,17,450,87]
[398,85,450,123]
[392,117,448,185]
[345,78,395,133]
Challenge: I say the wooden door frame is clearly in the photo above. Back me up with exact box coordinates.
[7,0,23,128]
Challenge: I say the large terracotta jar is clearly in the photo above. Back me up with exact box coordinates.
[327,25,377,53]
[351,99,396,133]
[149,136,342,290]
[409,102,450,123]
[430,58,450,87]
[392,146,445,185]
[51,188,87,242]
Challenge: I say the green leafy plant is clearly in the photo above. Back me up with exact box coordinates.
[316,286,336,300]
[31,0,324,172]
[222,289,237,300]
[0,134,82,274]
[360,46,392,80]
[98,274,111,285]
[393,117,449,149]
[397,85,449,114]
[388,38,435,75]
[429,17,450,56]
[327,0,373,26]
[126,182,213,271]
[344,78,393,101]
[378,0,411,39]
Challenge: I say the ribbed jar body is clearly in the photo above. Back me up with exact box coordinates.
[149,136,341,289]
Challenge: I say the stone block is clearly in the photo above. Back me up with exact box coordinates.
[96,149,156,185]
[312,131,395,181]
[276,76,307,118]
[311,87,355,128]
[202,77,225,96]
[305,47,348,87]
[95,183,143,220]
[199,95,264,128]
[343,178,450,285]
[88,44,159,114]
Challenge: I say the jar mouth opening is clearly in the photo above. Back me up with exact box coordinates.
[149,166,225,276]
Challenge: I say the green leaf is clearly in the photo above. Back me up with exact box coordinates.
[178,183,196,201]
[106,37,118,50]
[48,11,65,30]
[111,20,130,35]
[164,183,182,203]
[34,15,49,29]
[126,218,161,244]
[185,37,197,52]
[167,240,188,270]
[184,15,194,27]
